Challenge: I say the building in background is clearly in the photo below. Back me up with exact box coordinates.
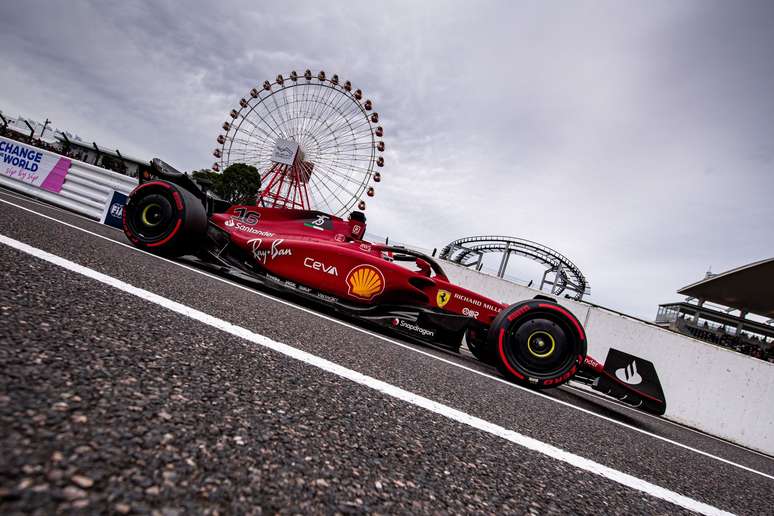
[656,258,774,362]
[0,109,147,178]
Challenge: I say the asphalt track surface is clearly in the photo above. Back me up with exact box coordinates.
[1,188,772,515]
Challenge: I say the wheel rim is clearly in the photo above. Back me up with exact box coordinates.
[502,315,576,379]
[126,191,177,241]
[526,330,556,358]
[140,203,163,227]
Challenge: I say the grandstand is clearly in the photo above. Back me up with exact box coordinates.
[655,258,774,361]
[0,109,146,177]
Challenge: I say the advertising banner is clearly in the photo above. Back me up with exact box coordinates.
[100,190,129,229]
[0,136,71,193]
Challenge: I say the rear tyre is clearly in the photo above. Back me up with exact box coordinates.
[489,300,586,388]
[123,181,207,257]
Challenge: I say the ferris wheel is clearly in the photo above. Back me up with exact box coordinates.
[213,69,385,216]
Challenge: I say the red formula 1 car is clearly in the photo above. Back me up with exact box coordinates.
[122,159,667,415]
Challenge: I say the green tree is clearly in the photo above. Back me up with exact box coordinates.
[192,163,262,205]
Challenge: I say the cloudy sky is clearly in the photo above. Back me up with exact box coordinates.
[2,0,773,319]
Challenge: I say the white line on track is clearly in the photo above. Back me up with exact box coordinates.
[1,194,772,482]
[0,233,735,516]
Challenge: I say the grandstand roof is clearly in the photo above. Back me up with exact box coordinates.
[56,134,148,166]
[678,258,774,318]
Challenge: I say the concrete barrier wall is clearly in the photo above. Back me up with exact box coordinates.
[441,260,774,455]
[583,307,774,454]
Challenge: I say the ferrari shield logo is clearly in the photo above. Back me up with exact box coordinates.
[436,289,451,308]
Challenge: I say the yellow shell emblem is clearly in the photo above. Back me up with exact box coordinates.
[346,265,385,300]
[436,289,451,308]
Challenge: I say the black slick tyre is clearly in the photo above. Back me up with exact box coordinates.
[123,180,207,257]
[488,300,587,388]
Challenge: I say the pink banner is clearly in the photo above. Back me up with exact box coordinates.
[0,136,71,193]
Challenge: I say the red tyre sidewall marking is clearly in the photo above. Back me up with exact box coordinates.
[147,219,183,247]
[498,327,525,380]
[171,191,183,210]
[537,303,586,341]
[128,180,174,198]
[507,304,531,321]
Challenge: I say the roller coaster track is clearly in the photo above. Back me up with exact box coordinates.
[439,235,589,301]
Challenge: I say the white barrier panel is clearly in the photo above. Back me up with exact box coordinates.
[584,308,774,454]
[0,136,138,221]
[441,260,774,455]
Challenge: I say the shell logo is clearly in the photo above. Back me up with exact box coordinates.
[346,265,385,300]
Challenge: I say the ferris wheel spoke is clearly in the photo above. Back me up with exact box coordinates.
[316,139,375,155]
[297,83,316,140]
[306,174,336,214]
[319,116,374,138]
[228,134,270,148]
[251,100,289,141]
[237,104,279,137]
[234,113,282,142]
[310,133,370,160]
[306,163,348,210]
[270,91,305,141]
[299,91,353,143]
[247,99,290,141]
[311,159,369,192]
[313,127,373,152]
[305,84,339,129]
[311,164,368,189]
[268,90,295,137]
[310,173,350,215]
[280,88,301,141]
[305,100,362,142]
[302,88,355,142]
[226,152,271,165]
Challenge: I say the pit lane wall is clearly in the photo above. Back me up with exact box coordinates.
[0,136,137,223]
[442,261,774,456]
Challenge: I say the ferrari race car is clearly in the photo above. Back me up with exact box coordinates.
[122,159,667,415]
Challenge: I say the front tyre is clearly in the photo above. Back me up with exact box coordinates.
[123,181,207,257]
[489,300,586,388]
